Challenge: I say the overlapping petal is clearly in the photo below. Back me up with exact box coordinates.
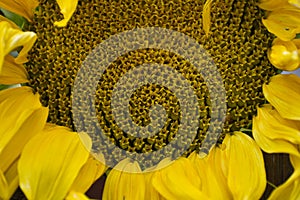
[0,86,48,173]
[204,144,230,196]
[152,157,207,200]
[187,133,267,200]
[70,153,106,193]
[253,104,300,157]
[18,125,91,200]
[143,171,165,200]
[54,0,78,27]
[0,86,41,152]
[0,86,47,199]
[0,107,48,174]
[0,21,37,72]
[102,158,146,200]
[263,74,300,120]
[149,132,266,200]
[268,38,300,71]
[0,0,39,22]
[222,132,267,199]
[0,159,19,200]
[188,152,232,199]
[262,7,300,41]
[258,0,300,10]
[0,55,28,84]
[207,132,266,200]
[259,0,290,11]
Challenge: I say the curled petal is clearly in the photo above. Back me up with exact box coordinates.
[202,0,213,37]
[0,21,37,72]
[268,154,300,200]
[253,104,300,150]
[262,7,300,41]
[0,0,39,22]
[268,38,300,71]
[221,132,267,200]
[103,158,146,200]
[18,126,91,200]
[253,132,300,157]
[290,153,300,170]
[54,0,78,27]
[263,74,300,120]
[268,170,300,200]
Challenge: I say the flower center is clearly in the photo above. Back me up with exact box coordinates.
[25,0,276,167]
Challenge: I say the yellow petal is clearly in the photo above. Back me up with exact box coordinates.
[0,55,29,84]
[0,87,41,152]
[0,0,39,22]
[188,151,232,199]
[66,191,90,200]
[0,87,47,172]
[18,126,91,200]
[0,21,37,72]
[143,159,170,200]
[70,153,106,193]
[78,132,93,152]
[0,159,19,200]
[290,153,300,170]
[143,171,165,200]
[204,144,230,195]
[103,158,146,200]
[0,170,9,200]
[54,0,78,27]
[258,0,290,11]
[202,0,213,37]
[262,7,300,41]
[221,132,267,200]
[0,106,48,173]
[289,0,300,8]
[152,157,207,200]
[268,170,300,199]
[253,105,300,156]
[268,38,300,71]
[263,74,300,120]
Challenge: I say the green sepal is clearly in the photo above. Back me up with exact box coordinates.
[0,8,27,29]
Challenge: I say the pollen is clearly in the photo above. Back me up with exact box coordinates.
[25,0,277,166]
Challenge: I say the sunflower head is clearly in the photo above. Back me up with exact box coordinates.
[22,0,277,168]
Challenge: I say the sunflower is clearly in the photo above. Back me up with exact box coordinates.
[0,0,287,199]
[253,0,300,199]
